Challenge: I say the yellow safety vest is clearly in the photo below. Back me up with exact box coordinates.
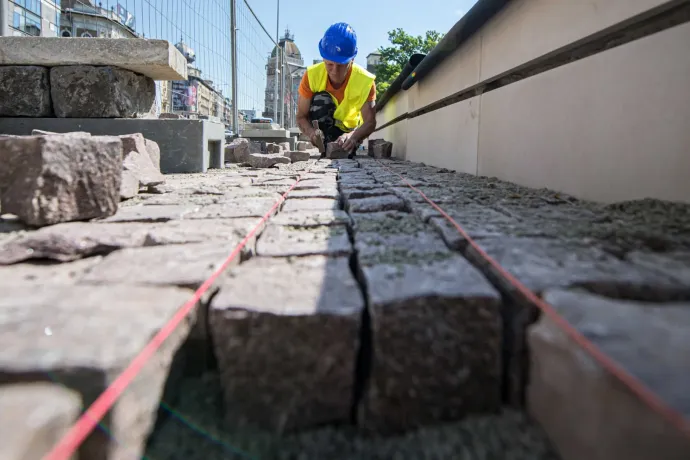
[306,62,375,132]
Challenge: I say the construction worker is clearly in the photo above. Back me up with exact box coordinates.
[296,22,377,159]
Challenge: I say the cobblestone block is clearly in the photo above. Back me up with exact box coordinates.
[0,66,52,117]
[271,209,351,228]
[0,257,102,285]
[427,205,547,250]
[346,195,407,213]
[256,224,351,257]
[82,242,242,289]
[225,138,250,163]
[247,153,291,168]
[371,141,393,159]
[359,255,502,434]
[0,383,81,460]
[120,133,165,186]
[282,198,340,213]
[288,187,340,199]
[327,142,349,159]
[210,256,364,432]
[0,284,196,460]
[121,169,140,200]
[50,66,155,118]
[184,198,280,219]
[466,237,680,406]
[285,150,311,163]
[0,218,260,264]
[0,134,122,227]
[341,187,392,201]
[528,289,690,460]
[626,251,690,285]
[99,204,195,223]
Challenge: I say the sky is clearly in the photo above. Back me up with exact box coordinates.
[247,0,479,69]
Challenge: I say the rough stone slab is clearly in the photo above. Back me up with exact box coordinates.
[282,198,340,213]
[225,138,250,163]
[242,128,290,138]
[247,153,292,168]
[0,218,260,264]
[0,383,81,460]
[626,251,690,285]
[256,224,351,257]
[0,135,122,227]
[99,204,195,223]
[528,290,690,460]
[51,66,155,118]
[145,138,161,170]
[359,256,502,434]
[285,150,311,163]
[0,37,188,80]
[183,198,280,219]
[81,242,243,288]
[120,169,140,200]
[121,134,165,186]
[210,256,364,432]
[271,210,351,228]
[0,284,196,460]
[296,141,309,151]
[0,66,52,117]
[346,195,407,213]
[0,257,102,285]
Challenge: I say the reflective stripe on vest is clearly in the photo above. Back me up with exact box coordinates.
[306,62,375,132]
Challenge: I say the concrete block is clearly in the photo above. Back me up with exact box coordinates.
[244,122,281,130]
[0,118,225,174]
[0,383,81,460]
[210,256,364,432]
[0,135,122,227]
[242,128,290,138]
[0,66,52,117]
[528,289,690,460]
[0,37,187,80]
[0,284,196,460]
[50,66,155,118]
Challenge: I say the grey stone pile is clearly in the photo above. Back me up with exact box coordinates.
[368,138,393,158]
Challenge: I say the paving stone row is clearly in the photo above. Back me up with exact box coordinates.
[2,155,689,459]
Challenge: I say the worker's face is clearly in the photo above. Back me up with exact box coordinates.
[324,60,352,85]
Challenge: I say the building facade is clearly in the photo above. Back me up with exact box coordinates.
[4,0,61,37]
[59,0,135,38]
[366,52,382,74]
[158,40,231,128]
[263,29,305,127]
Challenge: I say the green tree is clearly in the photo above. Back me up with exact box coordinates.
[374,29,444,99]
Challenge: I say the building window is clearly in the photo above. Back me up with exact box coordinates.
[11,4,42,36]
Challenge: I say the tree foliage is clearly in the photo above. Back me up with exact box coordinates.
[374,29,444,99]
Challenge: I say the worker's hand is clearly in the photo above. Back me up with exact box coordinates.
[338,132,358,152]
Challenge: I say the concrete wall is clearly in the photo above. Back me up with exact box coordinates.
[374,0,690,204]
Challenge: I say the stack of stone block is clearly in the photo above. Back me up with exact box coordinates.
[225,137,316,168]
[0,37,187,119]
[0,38,184,227]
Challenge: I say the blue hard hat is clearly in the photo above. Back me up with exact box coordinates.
[319,23,358,64]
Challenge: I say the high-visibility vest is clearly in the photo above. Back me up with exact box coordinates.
[306,62,375,132]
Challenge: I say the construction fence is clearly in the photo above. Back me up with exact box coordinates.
[48,0,301,132]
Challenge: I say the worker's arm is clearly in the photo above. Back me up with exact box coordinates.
[341,101,377,151]
[296,94,318,144]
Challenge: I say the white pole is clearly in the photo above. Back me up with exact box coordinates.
[273,0,279,122]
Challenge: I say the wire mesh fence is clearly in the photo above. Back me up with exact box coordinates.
[58,0,288,131]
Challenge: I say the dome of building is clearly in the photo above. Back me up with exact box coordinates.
[175,39,196,64]
[271,29,302,60]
